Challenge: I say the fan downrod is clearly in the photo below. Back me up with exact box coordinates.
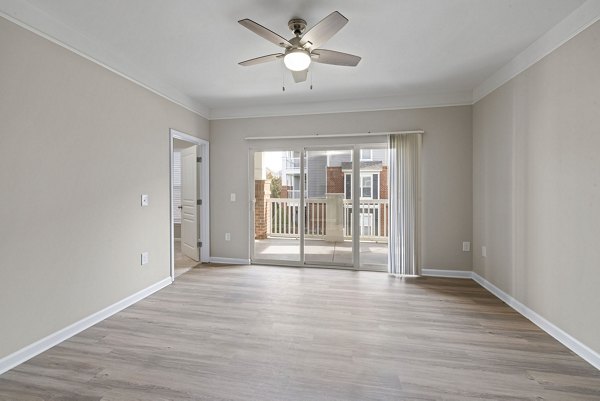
[288,18,307,36]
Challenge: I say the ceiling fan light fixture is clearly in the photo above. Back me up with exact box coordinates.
[284,49,311,71]
[238,11,359,83]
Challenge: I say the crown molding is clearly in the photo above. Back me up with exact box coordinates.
[0,2,210,119]
[473,0,600,103]
[208,91,473,120]
[2,0,599,120]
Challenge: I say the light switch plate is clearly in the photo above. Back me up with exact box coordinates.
[225,232,231,241]
[462,241,471,252]
[141,252,149,265]
[230,193,236,202]
[482,246,487,257]
[141,194,149,207]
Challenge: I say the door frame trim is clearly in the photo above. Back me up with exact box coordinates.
[249,143,387,270]
[169,129,210,281]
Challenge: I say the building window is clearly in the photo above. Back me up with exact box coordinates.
[360,149,373,161]
[345,172,379,199]
[286,173,307,198]
[361,175,372,198]
[345,174,351,199]
[372,173,379,199]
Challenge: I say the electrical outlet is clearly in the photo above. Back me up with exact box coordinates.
[141,252,149,265]
[481,246,487,258]
[141,194,149,207]
[462,241,471,252]
[225,232,231,241]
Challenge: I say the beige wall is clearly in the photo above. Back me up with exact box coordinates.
[473,21,600,353]
[210,106,473,269]
[0,17,208,358]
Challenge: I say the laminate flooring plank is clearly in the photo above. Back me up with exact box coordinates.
[1,265,599,400]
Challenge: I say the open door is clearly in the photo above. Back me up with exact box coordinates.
[181,145,200,261]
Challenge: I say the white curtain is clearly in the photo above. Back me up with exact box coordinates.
[388,133,422,276]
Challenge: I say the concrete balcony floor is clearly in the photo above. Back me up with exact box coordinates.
[254,237,388,268]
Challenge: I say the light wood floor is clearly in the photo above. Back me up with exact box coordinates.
[174,238,199,277]
[1,265,599,400]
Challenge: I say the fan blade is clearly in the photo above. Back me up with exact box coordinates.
[312,49,361,66]
[238,19,292,48]
[300,11,348,50]
[239,53,283,66]
[291,69,308,83]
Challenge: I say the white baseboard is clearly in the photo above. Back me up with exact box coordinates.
[2,268,597,373]
[421,268,472,278]
[471,272,600,371]
[210,257,250,265]
[421,269,599,370]
[0,277,172,376]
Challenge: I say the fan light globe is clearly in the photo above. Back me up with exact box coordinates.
[284,50,311,71]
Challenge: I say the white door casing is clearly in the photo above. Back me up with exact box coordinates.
[181,145,200,261]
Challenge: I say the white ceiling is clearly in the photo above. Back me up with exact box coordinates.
[0,0,592,118]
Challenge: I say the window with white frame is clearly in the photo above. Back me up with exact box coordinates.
[287,173,307,198]
[344,172,380,199]
[361,175,372,198]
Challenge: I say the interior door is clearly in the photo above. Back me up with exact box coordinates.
[181,145,200,261]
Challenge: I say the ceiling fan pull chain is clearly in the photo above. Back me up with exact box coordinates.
[282,60,286,92]
[310,69,313,90]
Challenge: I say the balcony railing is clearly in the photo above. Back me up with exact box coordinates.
[267,198,388,242]
[343,199,389,240]
[284,157,301,169]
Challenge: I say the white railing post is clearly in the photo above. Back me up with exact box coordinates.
[267,198,388,242]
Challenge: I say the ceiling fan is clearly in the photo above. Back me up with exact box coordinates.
[238,11,361,83]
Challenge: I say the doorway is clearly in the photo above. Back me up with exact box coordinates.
[170,129,210,281]
[250,144,388,271]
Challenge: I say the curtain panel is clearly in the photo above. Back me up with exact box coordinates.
[388,133,422,276]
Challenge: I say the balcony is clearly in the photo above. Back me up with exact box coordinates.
[267,198,388,241]
[284,157,301,169]
[255,197,388,266]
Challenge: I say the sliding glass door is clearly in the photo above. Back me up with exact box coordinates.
[252,150,301,262]
[356,146,389,270]
[251,144,387,271]
[304,148,354,267]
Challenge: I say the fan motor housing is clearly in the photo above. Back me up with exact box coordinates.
[288,18,307,36]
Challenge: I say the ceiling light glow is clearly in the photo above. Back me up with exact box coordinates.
[284,50,311,71]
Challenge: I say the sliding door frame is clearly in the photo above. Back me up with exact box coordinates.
[303,145,356,269]
[249,141,387,271]
[249,146,305,267]
[356,142,388,272]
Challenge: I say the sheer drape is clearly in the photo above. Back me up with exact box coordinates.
[388,133,422,276]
